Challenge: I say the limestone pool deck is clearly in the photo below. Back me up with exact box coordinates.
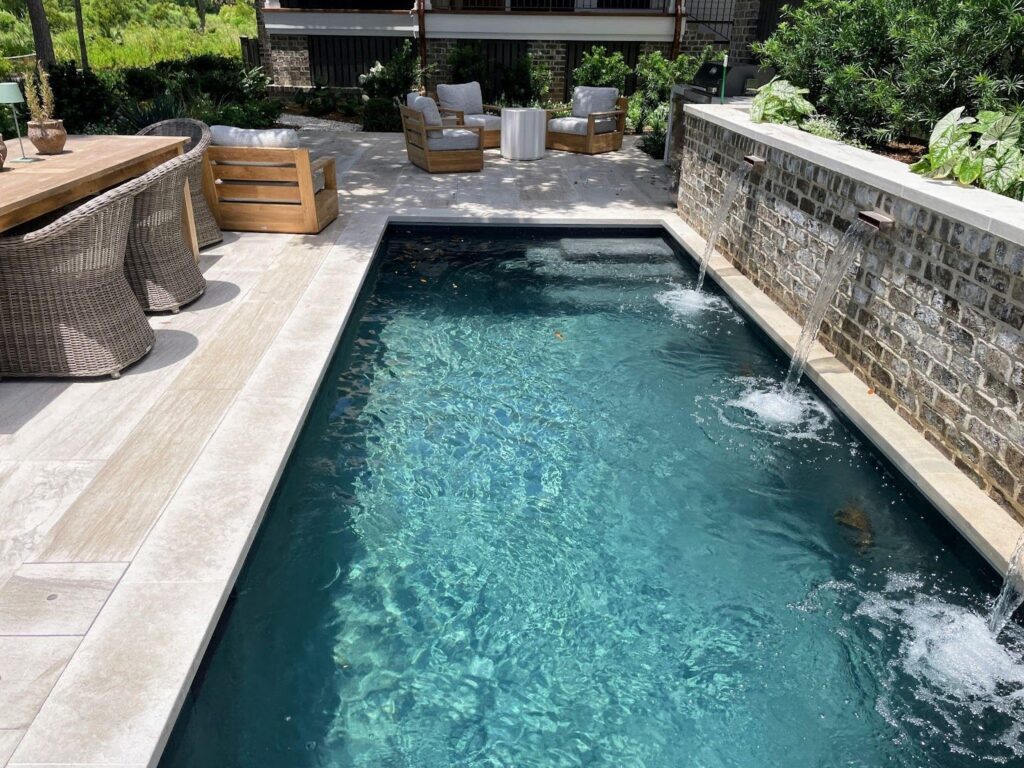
[0,132,1019,767]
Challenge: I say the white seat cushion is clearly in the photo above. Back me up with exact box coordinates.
[210,126,299,148]
[411,95,442,127]
[464,113,501,131]
[571,86,619,119]
[548,116,617,135]
[427,128,480,151]
[437,82,484,116]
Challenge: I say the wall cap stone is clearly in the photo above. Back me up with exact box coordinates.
[684,103,1024,248]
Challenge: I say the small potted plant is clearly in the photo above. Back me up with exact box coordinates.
[24,68,66,155]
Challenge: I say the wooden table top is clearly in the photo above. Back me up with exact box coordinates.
[0,134,188,233]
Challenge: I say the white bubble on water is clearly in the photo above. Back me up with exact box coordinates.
[655,287,729,319]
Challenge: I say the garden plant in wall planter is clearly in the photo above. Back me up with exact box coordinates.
[25,69,66,155]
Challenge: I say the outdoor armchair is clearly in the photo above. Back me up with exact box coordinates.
[546,86,627,155]
[401,95,484,173]
[436,82,502,149]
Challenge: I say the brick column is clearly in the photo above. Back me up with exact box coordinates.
[528,41,567,102]
[728,0,762,64]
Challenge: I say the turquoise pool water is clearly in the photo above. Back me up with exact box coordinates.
[161,227,1024,767]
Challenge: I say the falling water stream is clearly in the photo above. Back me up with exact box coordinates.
[694,164,752,293]
[783,219,873,392]
[989,534,1024,635]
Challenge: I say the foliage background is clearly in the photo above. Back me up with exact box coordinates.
[1,0,255,75]
[755,0,1024,145]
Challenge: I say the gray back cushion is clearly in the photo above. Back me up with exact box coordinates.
[406,92,419,107]
[437,82,484,115]
[210,125,299,148]
[411,95,443,127]
[571,86,619,119]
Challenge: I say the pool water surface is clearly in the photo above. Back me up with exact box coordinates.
[160,226,1024,767]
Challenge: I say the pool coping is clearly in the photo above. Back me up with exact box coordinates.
[9,209,1021,768]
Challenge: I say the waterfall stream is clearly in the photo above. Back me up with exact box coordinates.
[989,534,1024,636]
[783,220,873,392]
[695,164,752,293]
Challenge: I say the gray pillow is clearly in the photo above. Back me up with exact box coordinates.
[437,82,484,115]
[210,125,299,148]
[411,95,443,126]
[571,86,619,119]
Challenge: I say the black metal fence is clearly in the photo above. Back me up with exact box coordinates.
[684,0,734,44]
[308,36,411,87]
[280,0,413,7]
[441,0,669,10]
[240,37,261,70]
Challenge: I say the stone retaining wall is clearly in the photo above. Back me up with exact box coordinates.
[675,108,1024,521]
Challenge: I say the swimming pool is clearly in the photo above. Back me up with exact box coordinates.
[160,226,1024,767]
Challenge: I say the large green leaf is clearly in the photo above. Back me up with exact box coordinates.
[955,152,984,185]
[928,106,968,150]
[981,145,1024,194]
[978,113,1021,150]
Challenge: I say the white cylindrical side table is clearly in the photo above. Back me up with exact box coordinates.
[500,108,546,161]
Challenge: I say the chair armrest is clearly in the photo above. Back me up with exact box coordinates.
[546,106,571,119]
[310,156,334,173]
[587,109,626,120]
[438,107,465,124]
[483,104,502,114]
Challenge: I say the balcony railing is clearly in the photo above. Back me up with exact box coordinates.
[433,0,671,12]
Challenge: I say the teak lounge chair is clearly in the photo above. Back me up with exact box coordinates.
[436,81,502,150]
[401,96,484,173]
[204,127,338,235]
[546,86,627,155]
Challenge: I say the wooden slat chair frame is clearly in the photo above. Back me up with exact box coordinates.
[399,105,484,173]
[437,103,503,149]
[545,96,629,155]
[204,146,338,235]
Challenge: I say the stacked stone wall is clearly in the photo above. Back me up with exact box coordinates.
[676,112,1024,520]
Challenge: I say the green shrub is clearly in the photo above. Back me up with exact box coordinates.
[360,40,423,101]
[447,41,491,100]
[295,83,359,117]
[501,53,551,107]
[755,0,1024,144]
[48,61,124,132]
[750,78,816,126]
[361,96,402,132]
[632,46,721,133]
[910,107,1024,199]
[572,45,631,93]
[638,103,669,159]
[48,54,279,134]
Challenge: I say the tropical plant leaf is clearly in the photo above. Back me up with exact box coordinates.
[981,145,1023,193]
[955,152,984,185]
[979,112,1021,150]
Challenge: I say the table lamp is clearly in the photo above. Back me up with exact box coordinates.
[0,82,38,163]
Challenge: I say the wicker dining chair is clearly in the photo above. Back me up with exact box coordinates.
[0,177,155,379]
[137,118,222,249]
[124,149,208,313]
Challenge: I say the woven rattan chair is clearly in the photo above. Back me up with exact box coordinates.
[124,148,208,313]
[0,177,155,379]
[137,118,222,249]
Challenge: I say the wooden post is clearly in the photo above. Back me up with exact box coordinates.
[671,0,684,59]
[417,0,428,86]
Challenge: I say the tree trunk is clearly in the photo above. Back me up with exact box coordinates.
[26,0,55,69]
[195,0,207,33]
[73,0,89,71]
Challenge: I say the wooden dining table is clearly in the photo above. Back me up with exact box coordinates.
[0,134,198,257]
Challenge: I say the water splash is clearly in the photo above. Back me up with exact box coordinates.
[783,220,873,392]
[655,286,729,319]
[697,376,835,442]
[809,574,1024,763]
[695,165,752,293]
[989,534,1024,636]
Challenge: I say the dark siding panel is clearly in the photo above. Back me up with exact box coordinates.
[564,41,642,99]
[308,36,410,87]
